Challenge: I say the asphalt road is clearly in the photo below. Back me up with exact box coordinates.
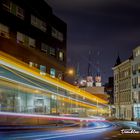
[0,121,140,140]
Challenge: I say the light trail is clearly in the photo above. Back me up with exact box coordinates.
[0,76,97,110]
[0,51,108,105]
[10,125,110,140]
[0,112,108,122]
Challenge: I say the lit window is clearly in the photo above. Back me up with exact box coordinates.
[138,77,140,84]
[40,65,46,75]
[31,15,47,32]
[0,23,9,38]
[52,27,57,38]
[29,62,34,67]
[50,68,56,78]
[29,37,36,48]
[58,32,63,41]
[59,52,64,61]
[41,43,48,53]
[17,32,36,48]
[17,32,25,44]
[52,27,63,41]
[49,47,55,56]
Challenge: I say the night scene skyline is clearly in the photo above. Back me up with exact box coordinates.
[1,1,140,139]
[47,0,140,83]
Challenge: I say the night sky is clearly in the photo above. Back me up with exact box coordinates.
[46,0,140,83]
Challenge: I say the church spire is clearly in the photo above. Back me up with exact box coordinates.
[114,54,121,67]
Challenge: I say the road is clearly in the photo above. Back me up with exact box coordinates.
[0,121,140,140]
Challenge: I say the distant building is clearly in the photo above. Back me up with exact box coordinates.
[113,47,140,120]
[0,0,67,79]
[84,86,108,101]
[95,75,102,87]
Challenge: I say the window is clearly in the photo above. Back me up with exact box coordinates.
[16,6,24,20]
[2,0,10,12]
[2,1,24,20]
[29,37,35,48]
[52,27,57,38]
[29,62,34,67]
[124,71,128,77]
[40,65,46,75]
[11,3,16,15]
[40,21,47,32]
[138,77,140,83]
[58,32,63,41]
[138,64,140,72]
[50,68,56,78]
[41,43,48,53]
[31,15,37,26]
[17,32,25,44]
[136,49,140,57]
[49,47,55,56]
[17,32,36,48]
[59,51,64,61]
[135,107,140,118]
[31,15,46,32]
[0,23,9,38]
[52,27,63,41]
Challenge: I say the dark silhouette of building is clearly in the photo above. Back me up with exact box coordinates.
[0,0,67,78]
[105,77,114,104]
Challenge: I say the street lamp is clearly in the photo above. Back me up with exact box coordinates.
[57,68,74,80]
[67,69,74,75]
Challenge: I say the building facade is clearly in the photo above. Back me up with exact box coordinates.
[113,59,132,120]
[132,46,140,119]
[0,0,67,79]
